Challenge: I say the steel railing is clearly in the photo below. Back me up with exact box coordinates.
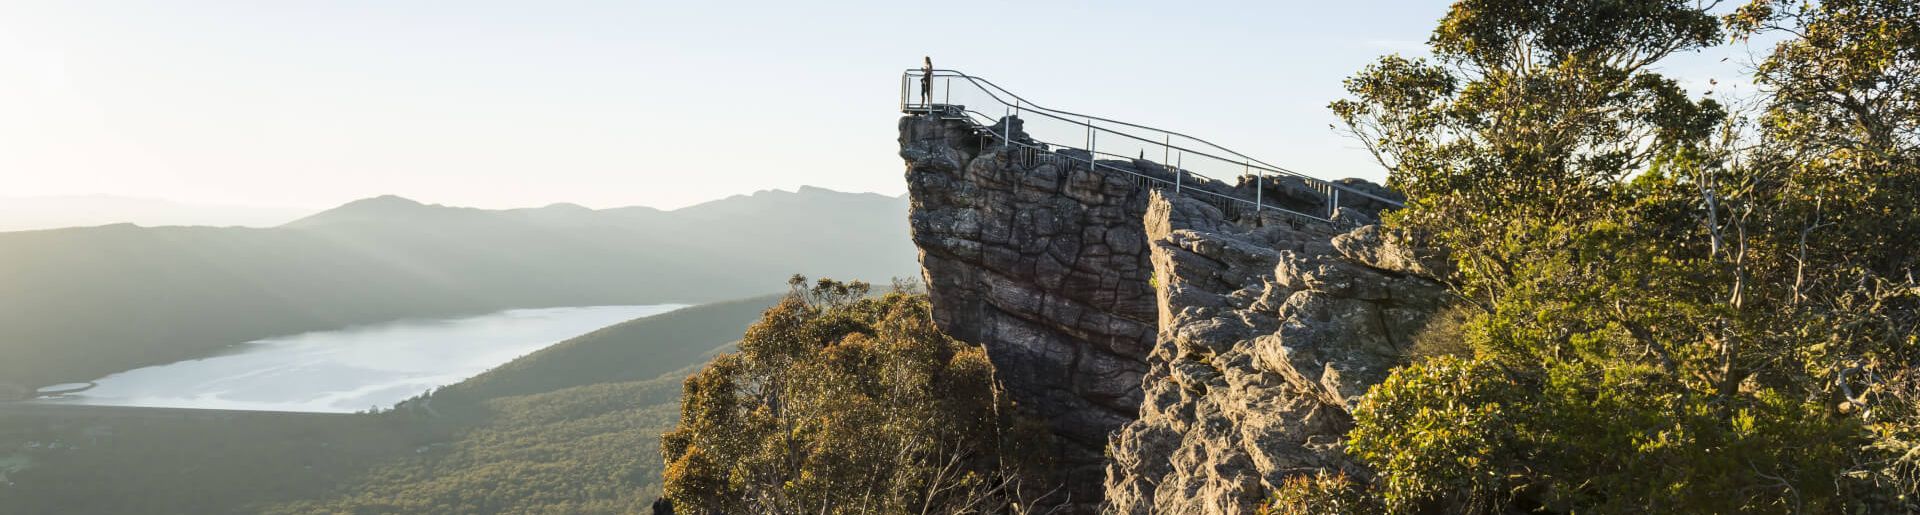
[901,68,1401,222]
[945,106,1284,222]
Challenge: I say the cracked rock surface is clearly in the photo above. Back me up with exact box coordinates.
[899,113,1444,513]
[1104,192,1447,515]
[902,115,1165,507]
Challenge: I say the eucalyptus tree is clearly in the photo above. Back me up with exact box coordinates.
[1322,0,1914,512]
[660,278,1056,515]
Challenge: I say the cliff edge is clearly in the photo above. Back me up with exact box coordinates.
[901,114,1161,504]
[899,112,1447,512]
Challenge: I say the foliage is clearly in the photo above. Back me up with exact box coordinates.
[265,295,786,515]
[0,406,424,515]
[1403,304,1475,361]
[1330,0,1726,308]
[1347,357,1522,512]
[659,277,1056,515]
[267,377,689,515]
[1325,0,1919,513]
[1256,471,1380,515]
[1728,1,1920,507]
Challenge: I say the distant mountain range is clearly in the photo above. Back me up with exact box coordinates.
[0,186,917,388]
[0,195,316,232]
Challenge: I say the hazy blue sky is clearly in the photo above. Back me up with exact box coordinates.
[0,1,1766,210]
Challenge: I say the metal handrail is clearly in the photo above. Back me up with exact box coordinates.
[946,107,1333,223]
[902,68,1403,208]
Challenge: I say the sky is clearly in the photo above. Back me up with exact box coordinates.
[0,1,1770,211]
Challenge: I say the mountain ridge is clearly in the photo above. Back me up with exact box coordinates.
[0,186,915,388]
[0,187,909,233]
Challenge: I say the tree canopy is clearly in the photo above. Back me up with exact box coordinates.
[659,277,1058,514]
[1317,0,1920,513]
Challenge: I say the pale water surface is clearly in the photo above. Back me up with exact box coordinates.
[34,305,684,413]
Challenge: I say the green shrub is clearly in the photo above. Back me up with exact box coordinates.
[660,278,1057,514]
[1258,472,1380,515]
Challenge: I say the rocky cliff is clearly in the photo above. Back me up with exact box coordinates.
[899,113,1448,512]
[901,114,1160,505]
[1104,194,1447,514]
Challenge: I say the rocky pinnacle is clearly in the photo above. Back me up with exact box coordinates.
[900,113,1445,513]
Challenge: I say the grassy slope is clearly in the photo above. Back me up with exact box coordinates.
[263,294,786,514]
[0,407,427,515]
[0,294,785,515]
[264,375,689,515]
[430,293,783,405]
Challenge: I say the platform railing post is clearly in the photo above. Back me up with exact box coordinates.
[1003,107,1012,147]
[1330,188,1341,219]
[1251,161,1261,213]
[1084,120,1093,171]
[1175,151,1183,195]
[1089,126,1098,172]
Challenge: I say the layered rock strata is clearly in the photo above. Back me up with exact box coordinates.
[901,114,1163,504]
[899,112,1444,512]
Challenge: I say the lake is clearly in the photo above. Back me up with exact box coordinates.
[32,305,685,413]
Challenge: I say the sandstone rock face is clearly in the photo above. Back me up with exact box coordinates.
[1104,193,1448,515]
[901,114,1162,504]
[900,113,1445,512]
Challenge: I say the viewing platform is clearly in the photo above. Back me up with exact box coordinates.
[899,68,1403,223]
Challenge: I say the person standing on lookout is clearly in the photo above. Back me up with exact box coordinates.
[920,56,934,106]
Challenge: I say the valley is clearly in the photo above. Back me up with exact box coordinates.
[33,304,684,413]
[0,187,915,389]
[0,293,785,514]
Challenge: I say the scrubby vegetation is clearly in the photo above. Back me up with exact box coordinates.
[259,296,786,514]
[1256,472,1378,515]
[660,277,1059,514]
[266,375,688,515]
[0,405,423,515]
[1310,0,1920,513]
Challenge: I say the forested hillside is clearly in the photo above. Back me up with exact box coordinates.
[0,187,912,388]
[396,293,783,428]
[263,294,790,514]
[0,294,783,514]
[427,294,782,405]
[266,373,691,515]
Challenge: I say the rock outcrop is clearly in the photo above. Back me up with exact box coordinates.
[901,114,1162,505]
[1103,193,1447,514]
[900,112,1447,513]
